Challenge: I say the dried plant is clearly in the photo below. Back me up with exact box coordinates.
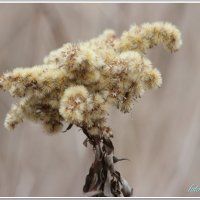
[0,22,182,196]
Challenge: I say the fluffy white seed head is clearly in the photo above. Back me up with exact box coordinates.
[0,21,182,136]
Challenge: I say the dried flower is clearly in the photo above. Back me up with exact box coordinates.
[0,22,182,135]
[0,21,182,197]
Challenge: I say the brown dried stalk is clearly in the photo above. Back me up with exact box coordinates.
[81,128,133,197]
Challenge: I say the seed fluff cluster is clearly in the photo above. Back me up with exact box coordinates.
[0,22,182,136]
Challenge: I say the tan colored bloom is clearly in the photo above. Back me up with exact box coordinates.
[0,22,182,135]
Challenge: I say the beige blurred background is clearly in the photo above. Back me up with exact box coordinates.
[0,3,199,197]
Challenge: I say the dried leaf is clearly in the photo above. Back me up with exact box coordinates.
[83,138,88,147]
[102,137,114,154]
[83,166,95,193]
[88,173,99,192]
[104,154,114,173]
[113,171,121,181]
[62,123,73,133]
[103,171,114,197]
[110,179,121,197]
[120,176,133,197]
[113,156,129,163]
[82,128,94,143]
[82,128,133,197]
[95,144,102,161]
[99,168,106,183]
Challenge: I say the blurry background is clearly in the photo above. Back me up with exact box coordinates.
[0,3,199,197]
